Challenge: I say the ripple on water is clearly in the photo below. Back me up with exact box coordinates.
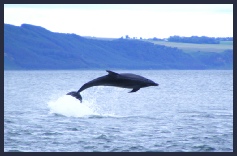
[7,150,23,152]
[192,144,216,152]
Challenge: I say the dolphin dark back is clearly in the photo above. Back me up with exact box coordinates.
[67,70,158,103]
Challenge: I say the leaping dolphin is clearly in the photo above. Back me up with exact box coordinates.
[67,70,159,102]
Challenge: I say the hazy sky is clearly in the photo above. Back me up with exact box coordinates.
[4,4,233,38]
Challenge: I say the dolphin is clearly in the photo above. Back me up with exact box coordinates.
[67,70,158,103]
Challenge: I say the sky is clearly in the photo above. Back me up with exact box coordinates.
[4,4,233,39]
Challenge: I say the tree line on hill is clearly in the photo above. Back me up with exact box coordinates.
[167,35,233,44]
[122,35,232,45]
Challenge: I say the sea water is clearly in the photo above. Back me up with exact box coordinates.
[4,70,233,152]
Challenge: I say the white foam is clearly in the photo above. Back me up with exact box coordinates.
[47,95,99,117]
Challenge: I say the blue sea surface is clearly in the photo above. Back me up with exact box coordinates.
[4,70,233,152]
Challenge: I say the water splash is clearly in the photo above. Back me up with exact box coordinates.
[47,95,99,117]
[47,94,122,118]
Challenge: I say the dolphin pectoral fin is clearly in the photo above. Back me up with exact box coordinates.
[129,87,140,93]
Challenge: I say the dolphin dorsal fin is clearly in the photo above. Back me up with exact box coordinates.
[106,70,119,76]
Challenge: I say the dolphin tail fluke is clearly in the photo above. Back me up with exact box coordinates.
[67,91,82,103]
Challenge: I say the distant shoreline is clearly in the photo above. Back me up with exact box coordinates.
[4,24,233,70]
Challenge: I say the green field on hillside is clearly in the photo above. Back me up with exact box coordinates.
[84,36,233,53]
[144,40,233,53]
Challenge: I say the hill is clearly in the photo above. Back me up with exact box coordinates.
[4,24,233,70]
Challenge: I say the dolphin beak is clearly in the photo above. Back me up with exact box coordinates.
[151,82,159,86]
